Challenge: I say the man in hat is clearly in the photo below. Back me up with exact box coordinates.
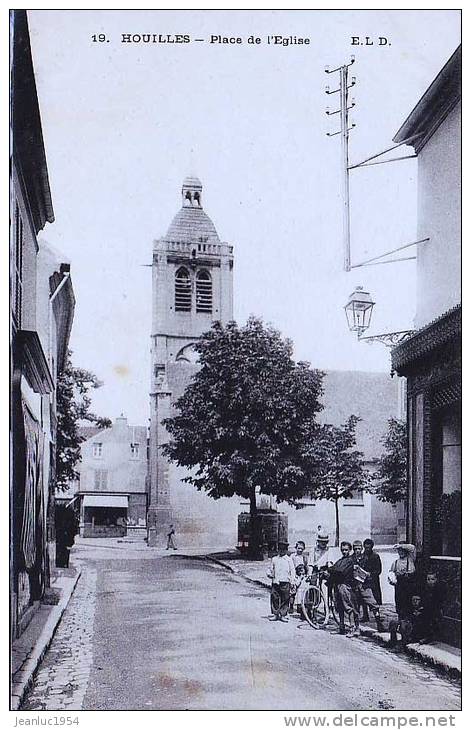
[352,540,385,632]
[388,543,416,619]
[267,541,295,621]
[307,530,333,578]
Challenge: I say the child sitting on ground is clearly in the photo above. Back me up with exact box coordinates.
[389,594,435,648]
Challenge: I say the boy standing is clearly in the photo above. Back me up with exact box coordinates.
[291,540,308,570]
[362,539,383,606]
[329,541,359,636]
[352,540,385,631]
[267,541,295,621]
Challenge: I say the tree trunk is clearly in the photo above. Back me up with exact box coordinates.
[334,497,340,547]
[248,485,263,560]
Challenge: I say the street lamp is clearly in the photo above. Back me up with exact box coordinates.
[344,286,415,347]
[344,286,374,337]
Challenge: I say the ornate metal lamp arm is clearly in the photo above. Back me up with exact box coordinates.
[358,330,415,348]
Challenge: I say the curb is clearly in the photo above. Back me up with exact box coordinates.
[198,555,461,681]
[358,624,461,679]
[203,554,271,591]
[11,569,82,710]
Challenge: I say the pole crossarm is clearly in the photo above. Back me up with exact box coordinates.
[350,154,417,169]
[348,133,422,171]
[350,237,430,268]
[351,255,417,269]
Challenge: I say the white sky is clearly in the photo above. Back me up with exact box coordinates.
[27,9,460,425]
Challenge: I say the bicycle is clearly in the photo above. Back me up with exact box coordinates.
[301,570,341,628]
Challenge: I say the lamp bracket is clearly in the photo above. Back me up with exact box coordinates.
[358,330,415,348]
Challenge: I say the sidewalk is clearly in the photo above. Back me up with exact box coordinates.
[11,566,82,710]
[204,550,461,680]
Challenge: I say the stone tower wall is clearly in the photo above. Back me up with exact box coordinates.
[148,179,237,548]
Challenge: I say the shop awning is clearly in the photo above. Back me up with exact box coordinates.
[83,495,128,508]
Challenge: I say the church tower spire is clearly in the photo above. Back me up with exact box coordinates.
[182,176,203,208]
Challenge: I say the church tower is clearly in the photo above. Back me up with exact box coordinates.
[148,177,235,546]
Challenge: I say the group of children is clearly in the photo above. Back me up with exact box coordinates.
[267,535,443,647]
[387,543,443,647]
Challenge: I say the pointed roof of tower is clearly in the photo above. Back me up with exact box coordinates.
[165,176,220,243]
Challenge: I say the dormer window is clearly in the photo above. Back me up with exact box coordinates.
[175,267,192,312]
[196,270,212,313]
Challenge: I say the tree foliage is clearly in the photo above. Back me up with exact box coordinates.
[162,318,328,507]
[373,417,407,504]
[306,415,367,545]
[56,350,111,491]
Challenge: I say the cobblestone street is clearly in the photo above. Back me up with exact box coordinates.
[21,566,97,711]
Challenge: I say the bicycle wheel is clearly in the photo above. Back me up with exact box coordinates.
[328,586,341,626]
[301,586,328,628]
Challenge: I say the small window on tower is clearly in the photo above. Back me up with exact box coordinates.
[175,267,192,312]
[130,443,140,459]
[196,270,212,313]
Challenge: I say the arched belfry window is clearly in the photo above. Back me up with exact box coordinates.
[175,267,192,312]
[196,269,212,313]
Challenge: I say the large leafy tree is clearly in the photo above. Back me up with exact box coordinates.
[162,318,328,557]
[373,417,407,505]
[308,416,367,546]
[56,350,111,491]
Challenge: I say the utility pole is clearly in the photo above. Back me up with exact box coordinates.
[325,57,356,272]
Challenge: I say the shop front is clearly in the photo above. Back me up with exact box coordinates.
[392,305,461,647]
[80,494,129,537]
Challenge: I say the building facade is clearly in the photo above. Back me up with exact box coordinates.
[270,370,405,547]
[10,10,75,638]
[391,47,461,646]
[77,417,148,537]
[148,177,237,547]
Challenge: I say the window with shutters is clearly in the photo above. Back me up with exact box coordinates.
[175,267,191,312]
[94,469,108,490]
[196,269,212,313]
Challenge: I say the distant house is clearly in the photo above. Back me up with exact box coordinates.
[76,416,148,537]
[10,10,75,639]
[391,46,461,646]
[54,426,103,508]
